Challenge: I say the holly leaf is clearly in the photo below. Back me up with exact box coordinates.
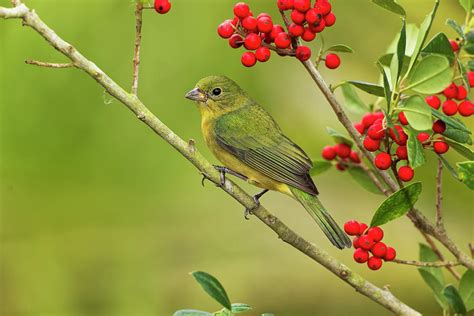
[231,303,252,314]
[347,166,384,195]
[444,140,474,160]
[443,124,473,145]
[392,20,406,86]
[459,269,474,312]
[378,63,392,109]
[417,243,448,309]
[458,58,470,92]
[173,310,213,316]
[443,285,467,315]
[432,109,471,133]
[340,83,370,114]
[370,182,422,226]
[326,127,353,146]
[401,95,433,131]
[372,0,406,16]
[191,271,232,310]
[407,128,426,169]
[458,0,474,13]
[446,18,466,39]
[326,44,354,53]
[310,160,333,176]
[419,270,449,309]
[405,55,454,94]
[347,80,386,97]
[421,32,455,62]
[457,161,474,190]
[437,154,459,180]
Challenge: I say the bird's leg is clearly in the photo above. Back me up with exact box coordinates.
[213,165,248,186]
[244,189,269,220]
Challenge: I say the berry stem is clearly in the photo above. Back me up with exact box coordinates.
[391,258,460,268]
[435,158,444,230]
[131,1,144,95]
[24,59,76,68]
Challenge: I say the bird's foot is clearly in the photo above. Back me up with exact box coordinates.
[213,165,247,187]
[244,189,269,220]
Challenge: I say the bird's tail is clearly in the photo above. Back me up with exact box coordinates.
[290,187,351,249]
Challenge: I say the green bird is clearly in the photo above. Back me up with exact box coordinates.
[185,75,351,249]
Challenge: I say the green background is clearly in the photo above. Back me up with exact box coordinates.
[1,0,472,315]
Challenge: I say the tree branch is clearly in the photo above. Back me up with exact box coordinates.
[131,2,143,95]
[436,158,444,230]
[421,232,461,280]
[25,59,75,68]
[392,259,460,268]
[0,3,421,315]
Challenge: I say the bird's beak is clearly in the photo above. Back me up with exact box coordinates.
[185,88,207,102]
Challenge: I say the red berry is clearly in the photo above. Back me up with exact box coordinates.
[301,28,316,41]
[425,95,441,109]
[335,162,346,171]
[432,120,446,134]
[242,16,258,32]
[288,23,304,37]
[359,223,368,235]
[335,143,351,158]
[458,101,474,117]
[241,52,257,67]
[274,32,291,48]
[234,2,250,18]
[367,256,383,270]
[217,21,234,39]
[349,151,361,163]
[398,166,414,182]
[290,9,306,24]
[374,111,385,120]
[255,46,271,62]
[314,0,332,15]
[417,132,430,144]
[244,33,262,50]
[367,124,385,140]
[344,220,360,236]
[358,235,375,250]
[433,140,449,154]
[367,227,384,242]
[371,242,387,258]
[325,53,340,69]
[295,45,311,61]
[449,39,459,52]
[154,0,171,14]
[442,99,458,116]
[353,237,360,249]
[270,24,285,40]
[456,85,467,100]
[398,112,409,125]
[324,12,336,26]
[309,19,326,33]
[396,146,408,160]
[354,122,365,134]
[389,126,407,145]
[257,16,273,33]
[277,0,294,10]
[384,247,397,261]
[305,8,322,25]
[354,248,369,263]
[468,71,474,87]
[257,13,271,19]
[443,83,458,99]
[294,0,311,12]
[374,153,392,170]
[361,113,377,128]
[228,34,243,48]
[321,145,337,160]
[363,136,380,152]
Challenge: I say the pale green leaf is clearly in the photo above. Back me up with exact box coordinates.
[459,269,474,311]
[459,0,473,13]
[401,95,433,131]
[326,127,353,146]
[341,83,370,114]
[231,303,252,314]
[444,140,474,160]
[443,285,467,314]
[446,18,465,39]
[418,269,449,309]
[326,44,354,53]
[347,166,384,195]
[372,0,406,16]
[406,55,454,94]
[457,161,474,189]
[347,80,385,97]
[310,160,333,176]
[421,32,456,62]
[407,127,426,169]
[173,310,213,316]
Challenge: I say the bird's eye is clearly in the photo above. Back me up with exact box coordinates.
[212,88,222,96]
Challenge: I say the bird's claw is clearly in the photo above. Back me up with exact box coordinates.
[201,173,211,187]
[244,195,261,220]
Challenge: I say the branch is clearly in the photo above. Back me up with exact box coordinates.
[131,2,143,95]
[25,59,75,68]
[0,3,420,315]
[392,259,460,268]
[436,158,444,229]
[421,232,461,280]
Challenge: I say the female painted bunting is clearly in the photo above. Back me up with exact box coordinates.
[185,75,351,249]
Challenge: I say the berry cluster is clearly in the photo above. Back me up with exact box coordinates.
[321,143,361,171]
[344,220,396,270]
[153,0,171,14]
[217,1,339,68]
[425,81,474,118]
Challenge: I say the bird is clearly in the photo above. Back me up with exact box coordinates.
[185,75,351,249]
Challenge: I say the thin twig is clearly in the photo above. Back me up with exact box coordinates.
[436,158,444,230]
[392,259,460,268]
[25,59,75,68]
[0,3,421,315]
[421,232,461,280]
[357,161,390,195]
[131,2,143,95]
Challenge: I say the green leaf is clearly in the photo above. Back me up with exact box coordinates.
[173,310,213,316]
[231,303,252,314]
[406,0,440,77]
[191,271,232,310]
[459,0,473,13]
[326,44,354,53]
[370,182,422,226]
[392,20,406,86]
[310,160,333,176]
[468,60,474,71]
[437,154,459,180]
[458,58,470,93]
[378,63,392,109]
[419,244,444,284]
[326,127,353,146]
[459,269,474,312]
[379,54,411,79]
[418,269,449,309]
[443,285,467,314]
[443,124,473,145]
[347,80,385,97]
[457,161,474,189]
[432,110,471,133]
[340,83,370,114]
[421,33,456,62]
[261,314,275,316]
[407,128,426,169]
[446,18,466,39]
[465,42,474,54]
[347,166,384,195]
[372,0,406,16]
[401,95,433,131]
[386,24,419,57]
[444,140,474,160]
[405,55,454,94]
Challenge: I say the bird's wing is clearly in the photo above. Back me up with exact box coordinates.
[214,105,318,195]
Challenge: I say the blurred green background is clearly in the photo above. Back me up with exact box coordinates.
[1,0,473,315]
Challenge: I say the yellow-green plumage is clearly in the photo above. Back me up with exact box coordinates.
[186,75,351,249]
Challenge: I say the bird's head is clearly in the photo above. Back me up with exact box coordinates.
[185,75,249,116]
